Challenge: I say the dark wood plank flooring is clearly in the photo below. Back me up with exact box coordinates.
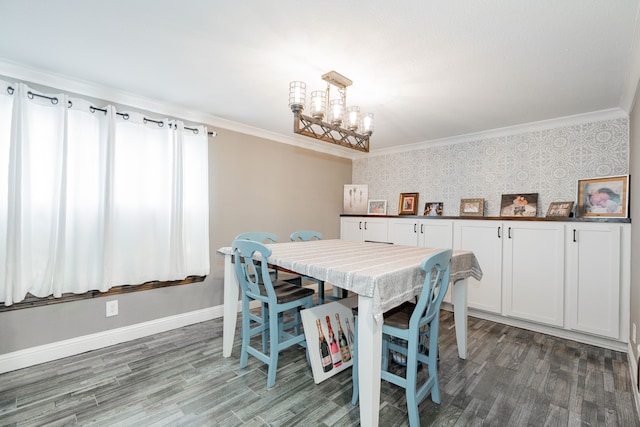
[1,310,638,426]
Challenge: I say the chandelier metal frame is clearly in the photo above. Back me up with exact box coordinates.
[289,71,371,153]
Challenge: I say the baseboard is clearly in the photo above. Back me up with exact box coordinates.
[629,342,640,420]
[441,304,628,352]
[0,304,232,374]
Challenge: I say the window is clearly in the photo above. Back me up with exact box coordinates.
[0,82,210,305]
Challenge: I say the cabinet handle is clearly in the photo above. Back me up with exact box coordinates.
[508,227,512,239]
[359,221,362,230]
[364,222,368,230]
[420,224,424,234]
[573,229,577,242]
[498,226,501,238]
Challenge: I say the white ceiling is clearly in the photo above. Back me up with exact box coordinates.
[1,1,640,155]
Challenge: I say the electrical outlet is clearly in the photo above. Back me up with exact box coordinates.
[106,300,119,317]
[633,323,637,344]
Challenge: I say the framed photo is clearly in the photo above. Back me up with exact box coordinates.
[300,298,357,384]
[423,202,443,216]
[343,184,368,214]
[500,193,538,217]
[546,201,574,217]
[460,198,484,216]
[398,192,419,215]
[367,199,387,215]
[577,175,629,218]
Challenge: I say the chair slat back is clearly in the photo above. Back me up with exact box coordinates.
[290,230,323,242]
[232,239,275,300]
[235,232,278,244]
[411,249,452,330]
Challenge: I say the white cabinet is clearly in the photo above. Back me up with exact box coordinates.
[388,218,419,246]
[340,216,630,347]
[340,217,389,243]
[388,219,454,248]
[419,220,454,249]
[454,220,503,314]
[566,223,623,339]
[454,220,565,325]
[502,222,565,327]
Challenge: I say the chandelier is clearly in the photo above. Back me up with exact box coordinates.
[288,71,373,153]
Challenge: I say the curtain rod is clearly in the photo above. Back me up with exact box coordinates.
[6,86,217,137]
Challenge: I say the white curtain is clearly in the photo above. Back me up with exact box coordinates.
[0,81,210,305]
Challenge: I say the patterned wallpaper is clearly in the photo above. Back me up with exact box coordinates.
[353,117,629,217]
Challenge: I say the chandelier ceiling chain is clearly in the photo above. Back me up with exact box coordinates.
[288,71,373,153]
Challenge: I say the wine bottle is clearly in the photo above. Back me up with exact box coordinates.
[325,315,343,368]
[316,319,333,372]
[335,313,352,362]
[345,317,355,347]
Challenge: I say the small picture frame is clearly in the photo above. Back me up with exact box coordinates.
[546,201,574,217]
[398,193,419,215]
[367,200,387,215]
[577,175,629,218]
[500,193,538,217]
[460,198,484,217]
[423,202,443,216]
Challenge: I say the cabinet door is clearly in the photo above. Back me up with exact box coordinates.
[502,222,565,327]
[388,218,418,246]
[362,218,390,243]
[340,217,364,242]
[567,224,621,338]
[419,220,454,249]
[454,221,503,314]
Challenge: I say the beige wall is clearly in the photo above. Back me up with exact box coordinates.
[206,128,352,304]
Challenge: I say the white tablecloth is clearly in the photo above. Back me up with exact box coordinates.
[218,239,482,324]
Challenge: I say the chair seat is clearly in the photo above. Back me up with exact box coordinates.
[382,301,415,329]
[254,279,315,303]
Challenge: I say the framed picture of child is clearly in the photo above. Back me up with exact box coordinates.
[500,193,538,217]
[577,175,629,218]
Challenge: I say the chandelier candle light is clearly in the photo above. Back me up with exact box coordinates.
[288,71,373,152]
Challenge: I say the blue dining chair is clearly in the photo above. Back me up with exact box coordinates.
[351,249,452,427]
[290,230,346,304]
[232,239,315,388]
[234,232,302,352]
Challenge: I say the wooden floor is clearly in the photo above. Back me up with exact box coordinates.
[1,310,639,426]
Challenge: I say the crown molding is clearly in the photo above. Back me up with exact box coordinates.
[1,58,628,162]
[366,108,629,158]
[0,58,357,160]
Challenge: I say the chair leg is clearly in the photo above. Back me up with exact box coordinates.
[240,299,251,369]
[261,303,268,354]
[267,308,280,388]
[405,339,421,427]
[428,332,441,404]
[351,316,359,405]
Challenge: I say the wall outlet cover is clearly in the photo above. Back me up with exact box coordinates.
[106,300,119,317]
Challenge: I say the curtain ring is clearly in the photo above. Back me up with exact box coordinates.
[7,86,14,95]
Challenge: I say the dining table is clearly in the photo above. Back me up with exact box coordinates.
[217,239,482,427]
